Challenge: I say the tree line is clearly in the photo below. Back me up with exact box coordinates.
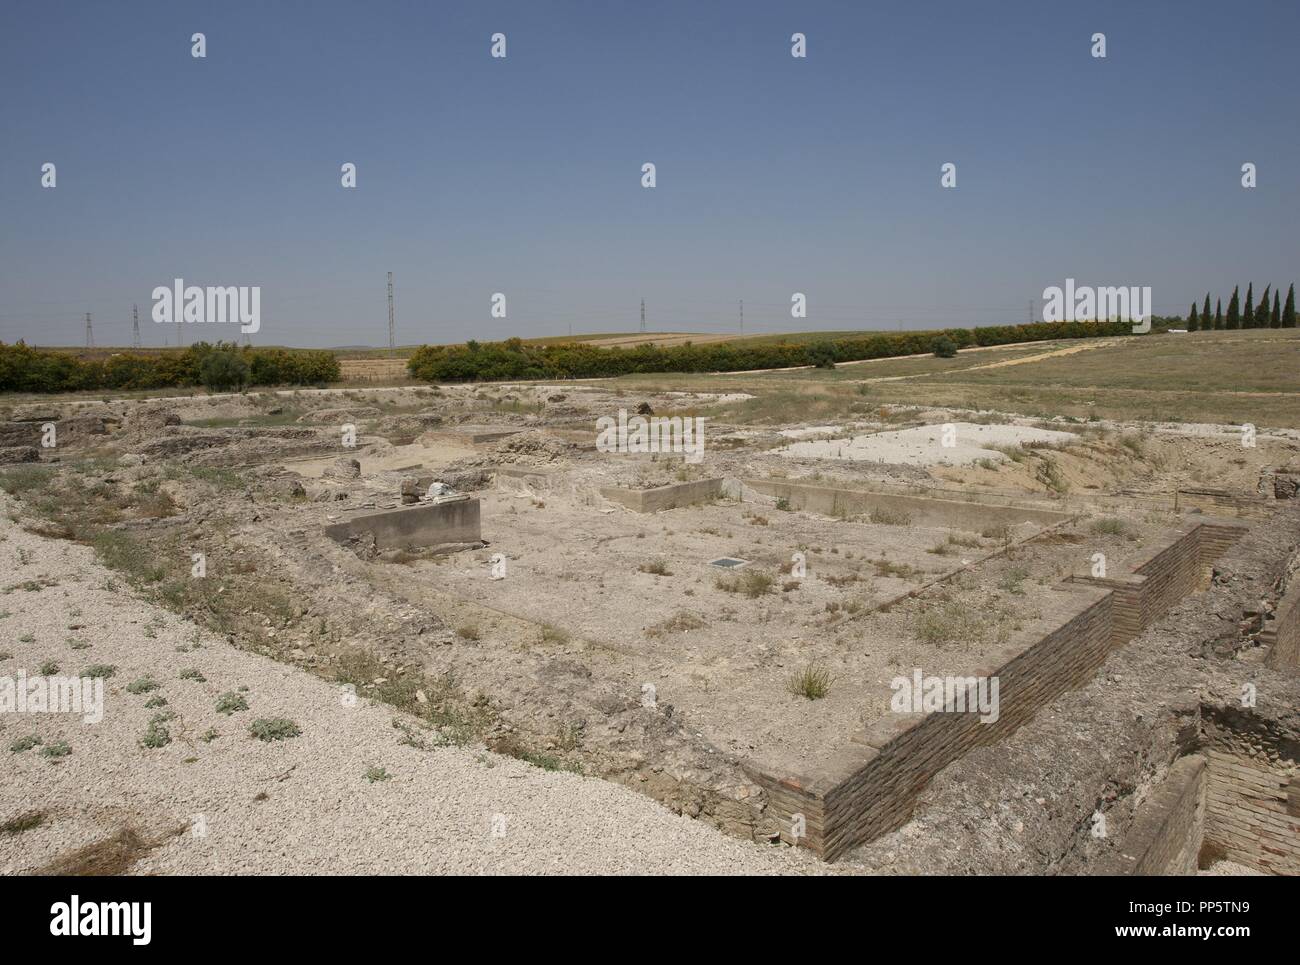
[1186,283,1297,331]
[0,341,340,394]
[406,319,1134,383]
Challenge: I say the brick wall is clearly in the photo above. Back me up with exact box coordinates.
[1263,579,1300,670]
[749,518,1247,861]
[1200,705,1300,875]
[1095,756,1207,875]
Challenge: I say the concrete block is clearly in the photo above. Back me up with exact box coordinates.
[324,498,481,552]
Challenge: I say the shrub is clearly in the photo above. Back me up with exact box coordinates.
[0,340,338,393]
[197,343,251,392]
[806,341,838,369]
[932,336,958,358]
[140,717,172,749]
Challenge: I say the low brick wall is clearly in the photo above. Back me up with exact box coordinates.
[749,518,1247,861]
[1095,756,1207,875]
[600,478,723,513]
[1077,519,1246,647]
[742,478,1071,531]
[1177,488,1274,520]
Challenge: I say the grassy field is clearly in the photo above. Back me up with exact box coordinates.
[616,329,1300,429]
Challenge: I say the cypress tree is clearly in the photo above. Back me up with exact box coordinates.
[1202,293,1212,326]
[1259,286,1271,329]
[1284,284,1296,328]
[1214,298,1223,330]
[1188,303,1199,331]
[1271,290,1281,328]
[1244,283,1255,327]
[1226,286,1240,328]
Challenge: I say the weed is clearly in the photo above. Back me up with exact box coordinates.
[249,718,302,742]
[215,692,249,715]
[9,735,41,753]
[1089,517,1130,537]
[999,566,1030,595]
[787,663,833,700]
[869,507,913,526]
[715,570,773,598]
[0,810,45,835]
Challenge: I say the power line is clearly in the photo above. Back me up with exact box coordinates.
[387,271,396,355]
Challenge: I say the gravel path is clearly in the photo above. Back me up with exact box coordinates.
[0,496,814,875]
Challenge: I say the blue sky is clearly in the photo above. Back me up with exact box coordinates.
[1,0,1297,347]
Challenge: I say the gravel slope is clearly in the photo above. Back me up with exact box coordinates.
[0,496,814,875]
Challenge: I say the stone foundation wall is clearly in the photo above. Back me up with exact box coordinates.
[600,478,723,512]
[742,478,1071,531]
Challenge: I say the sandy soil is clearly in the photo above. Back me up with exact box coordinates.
[775,422,1080,466]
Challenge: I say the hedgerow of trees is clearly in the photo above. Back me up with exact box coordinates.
[1186,283,1296,331]
[407,320,1133,383]
[0,341,340,393]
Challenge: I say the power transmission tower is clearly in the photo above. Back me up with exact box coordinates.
[739,299,744,335]
[131,304,141,348]
[640,298,646,333]
[1029,299,1035,324]
[84,312,94,349]
[387,272,396,356]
